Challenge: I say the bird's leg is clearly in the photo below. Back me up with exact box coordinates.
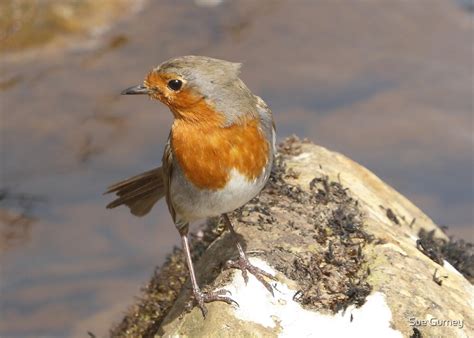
[222,214,275,296]
[179,226,238,317]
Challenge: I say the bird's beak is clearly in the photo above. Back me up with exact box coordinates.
[121,84,149,95]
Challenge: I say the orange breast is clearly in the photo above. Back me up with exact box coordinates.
[171,117,269,190]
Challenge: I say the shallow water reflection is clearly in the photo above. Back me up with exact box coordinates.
[1,0,472,336]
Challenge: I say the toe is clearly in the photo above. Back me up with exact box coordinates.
[241,268,249,284]
[226,256,276,296]
[214,288,232,296]
[213,294,240,307]
[250,265,275,280]
[256,277,275,296]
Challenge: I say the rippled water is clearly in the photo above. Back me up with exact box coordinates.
[1,0,472,336]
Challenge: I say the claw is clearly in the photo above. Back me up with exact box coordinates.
[226,256,275,296]
[192,288,239,317]
[221,214,276,297]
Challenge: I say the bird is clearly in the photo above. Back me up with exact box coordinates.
[105,55,276,317]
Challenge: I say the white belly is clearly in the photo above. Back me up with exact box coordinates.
[170,166,270,223]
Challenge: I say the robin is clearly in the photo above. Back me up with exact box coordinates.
[105,55,276,317]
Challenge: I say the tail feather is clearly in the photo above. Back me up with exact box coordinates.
[105,167,165,217]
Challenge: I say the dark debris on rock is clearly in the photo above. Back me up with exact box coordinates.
[418,228,474,283]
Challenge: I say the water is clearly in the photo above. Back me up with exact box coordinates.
[1,0,472,336]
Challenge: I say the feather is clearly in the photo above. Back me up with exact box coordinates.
[105,167,165,217]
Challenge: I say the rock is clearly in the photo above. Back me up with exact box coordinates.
[110,137,473,338]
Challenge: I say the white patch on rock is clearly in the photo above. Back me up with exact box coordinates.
[221,258,403,337]
[443,260,463,277]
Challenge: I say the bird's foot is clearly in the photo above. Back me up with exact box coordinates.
[226,255,275,296]
[189,288,238,317]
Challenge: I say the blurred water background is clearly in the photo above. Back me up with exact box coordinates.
[1,0,472,336]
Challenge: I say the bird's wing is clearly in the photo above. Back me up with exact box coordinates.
[162,137,177,223]
[255,94,276,152]
[105,167,165,217]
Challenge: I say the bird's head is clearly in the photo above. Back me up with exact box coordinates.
[122,55,256,125]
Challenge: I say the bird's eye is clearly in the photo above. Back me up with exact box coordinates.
[167,79,182,91]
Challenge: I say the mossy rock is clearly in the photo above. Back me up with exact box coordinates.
[110,137,473,337]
